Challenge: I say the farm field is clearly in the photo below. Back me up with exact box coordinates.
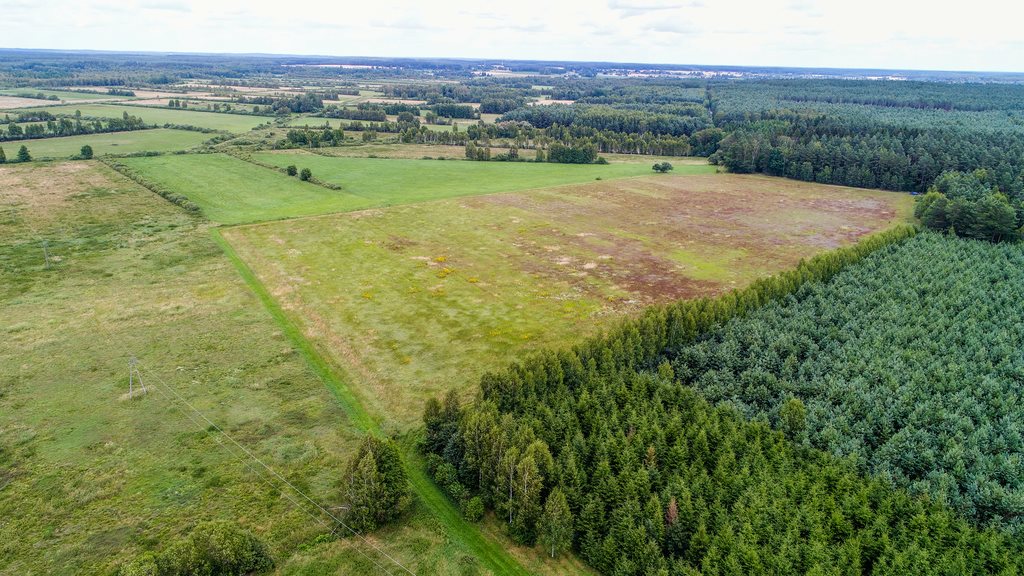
[0,95,54,109]
[0,160,362,573]
[251,151,707,204]
[4,103,270,132]
[305,143,713,165]
[9,128,210,159]
[0,88,121,101]
[222,173,912,427]
[284,116,347,128]
[117,153,370,224]
[0,159,548,576]
[119,152,701,224]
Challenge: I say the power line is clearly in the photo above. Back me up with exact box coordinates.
[77,283,408,575]
[19,204,416,575]
[139,362,416,576]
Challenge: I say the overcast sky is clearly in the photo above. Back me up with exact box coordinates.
[3,0,1023,72]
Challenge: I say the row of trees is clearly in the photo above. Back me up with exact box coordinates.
[500,104,710,137]
[2,112,148,142]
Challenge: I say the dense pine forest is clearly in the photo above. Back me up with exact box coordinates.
[423,230,1024,575]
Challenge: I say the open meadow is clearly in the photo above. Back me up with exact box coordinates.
[5,103,271,132]
[118,152,702,224]
[0,160,543,576]
[8,128,211,159]
[222,173,912,427]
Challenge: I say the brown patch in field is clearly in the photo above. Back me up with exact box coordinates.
[0,96,58,109]
[0,162,109,210]
[470,173,907,305]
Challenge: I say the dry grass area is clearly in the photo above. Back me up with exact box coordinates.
[0,95,55,109]
[223,172,913,428]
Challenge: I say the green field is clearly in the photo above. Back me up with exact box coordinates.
[0,88,120,101]
[119,152,707,224]
[0,160,359,573]
[283,116,347,128]
[118,154,370,223]
[8,128,210,159]
[0,159,548,575]
[251,150,709,203]
[6,103,271,132]
[223,173,912,427]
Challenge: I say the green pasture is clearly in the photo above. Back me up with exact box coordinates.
[251,150,710,205]
[119,151,709,224]
[6,103,271,132]
[7,129,210,159]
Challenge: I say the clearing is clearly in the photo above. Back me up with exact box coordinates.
[222,173,913,428]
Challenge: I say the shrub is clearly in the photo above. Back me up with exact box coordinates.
[461,496,484,522]
[299,168,312,181]
[285,164,297,176]
[120,521,273,576]
[80,145,94,160]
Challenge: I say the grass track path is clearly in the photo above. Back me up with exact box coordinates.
[212,229,532,576]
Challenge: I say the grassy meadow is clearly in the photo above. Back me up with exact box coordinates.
[6,103,271,132]
[222,173,913,427]
[251,150,710,204]
[117,154,372,224]
[7,128,210,159]
[0,159,552,576]
[118,152,706,224]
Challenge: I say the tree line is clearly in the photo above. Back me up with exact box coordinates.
[1,111,148,142]
[422,227,1024,575]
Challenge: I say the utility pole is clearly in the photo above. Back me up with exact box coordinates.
[128,356,146,399]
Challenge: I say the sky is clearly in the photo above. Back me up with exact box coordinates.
[3,0,1024,72]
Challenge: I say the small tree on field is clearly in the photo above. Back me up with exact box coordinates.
[17,145,31,163]
[299,168,312,181]
[342,436,410,532]
[0,146,5,164]
[653,162,674,173]
[80,145,93,160]
[286,165,297,176]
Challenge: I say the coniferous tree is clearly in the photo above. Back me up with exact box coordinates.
[16,145,30,162]
[342,436,409,532]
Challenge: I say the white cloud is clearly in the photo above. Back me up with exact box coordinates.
[1,0,1023,72]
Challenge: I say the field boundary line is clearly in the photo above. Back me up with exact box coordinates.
[211,227,533,576]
